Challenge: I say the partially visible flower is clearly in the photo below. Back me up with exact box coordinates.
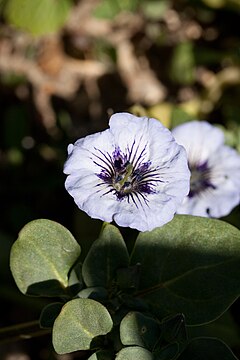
[172,120,240,217]
[64,112,190,232]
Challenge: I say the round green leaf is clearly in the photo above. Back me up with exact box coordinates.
[177,337,238,359]
[82,223,129,288]
[52,298,113,354]
[131,215,240,325]
[120,311,160,350]
[116,346,153,360]
[10,219,81,296]
[5,0,72,36]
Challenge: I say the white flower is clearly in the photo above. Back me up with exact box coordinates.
[172,120,240,217]
[64,112,190,232]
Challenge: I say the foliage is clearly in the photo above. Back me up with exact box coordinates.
[4,0,72,36]
[1,0,240,358]
[9,217,240,359]
[93,0,139,19]
[10,219,81,296]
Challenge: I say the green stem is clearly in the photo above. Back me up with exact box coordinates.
[0,320,50,344]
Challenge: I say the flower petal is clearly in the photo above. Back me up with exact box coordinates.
[173,121,240,218]
[65,172,119,222]
[64,129,115,175]
[64,112,190,231]
[172,121,224,164]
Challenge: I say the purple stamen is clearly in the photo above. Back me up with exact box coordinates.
[94,144,162,206]
[189,161,216,198]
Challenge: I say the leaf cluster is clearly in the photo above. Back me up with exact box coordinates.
[10,216,240,359]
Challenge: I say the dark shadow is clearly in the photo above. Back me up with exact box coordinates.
[27,279,70,297]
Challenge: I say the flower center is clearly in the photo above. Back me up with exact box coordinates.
[94,145,162,206]
[113,162,133,194]
[189,161,216,198]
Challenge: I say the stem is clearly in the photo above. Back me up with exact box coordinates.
[0,320,50,344]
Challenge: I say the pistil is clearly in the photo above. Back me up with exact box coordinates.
[113,163,134,194]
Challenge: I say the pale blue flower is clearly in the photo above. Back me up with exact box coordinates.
[172,120,240,217]
[64,112,190,231]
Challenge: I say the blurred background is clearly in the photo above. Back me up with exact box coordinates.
[0,0,240,358]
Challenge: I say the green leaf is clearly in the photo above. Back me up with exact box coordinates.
[202,0,226,8]
[187,311,240,348]
[160,314,187,344]
[93,0,139,19]
[140,0,168,20]
[155,343,179,360]
[131,215,240,325]
[0,0,7,14]
[5,0,72,36]
[10,219,81,296]
[170,42,195,85]
[77,286,108,300]
[177,337,238,359]
[93,0,120,19]
[116,264,141,291]
[120,311,160,350]
[171,107,194,129]
[118,294,149,312]
[40,302,63,329]
[68,262,83,295]
[88,350,113,360]
[82,223,129,288]
[116,346,153,360]
[52,298,113,354]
